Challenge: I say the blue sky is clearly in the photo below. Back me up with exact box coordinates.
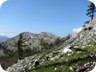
[0,0,91,37]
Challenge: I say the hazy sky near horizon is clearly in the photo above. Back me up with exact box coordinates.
[0,0,91,37]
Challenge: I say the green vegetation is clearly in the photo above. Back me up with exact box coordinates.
[29,44,96,72]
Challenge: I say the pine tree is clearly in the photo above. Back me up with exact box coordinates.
[17,34,27,60]
[86,2,96,20]
[17,34,24,60]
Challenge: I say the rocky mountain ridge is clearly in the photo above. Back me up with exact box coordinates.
[0,32,61,69]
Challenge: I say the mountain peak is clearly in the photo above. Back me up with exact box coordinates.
[0,32,61,69]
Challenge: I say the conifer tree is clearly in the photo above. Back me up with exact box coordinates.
[86,2,96,20]
[17,34,27,60]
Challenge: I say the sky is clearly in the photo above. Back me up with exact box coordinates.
[0,0,91,37]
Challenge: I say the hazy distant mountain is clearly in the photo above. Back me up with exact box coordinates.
[0,36,9,43]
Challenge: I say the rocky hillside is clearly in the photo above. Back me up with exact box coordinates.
[2,18,96,72]
[0,32,61,69]
[67,18,96,48]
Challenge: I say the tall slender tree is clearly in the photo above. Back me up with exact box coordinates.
[17,34,24,60]
[86,2,96,20]
[17,34,27,60]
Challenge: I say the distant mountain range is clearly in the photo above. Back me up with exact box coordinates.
[0,36,9,43]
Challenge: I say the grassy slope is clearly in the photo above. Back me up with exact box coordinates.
[29,43,96,72]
